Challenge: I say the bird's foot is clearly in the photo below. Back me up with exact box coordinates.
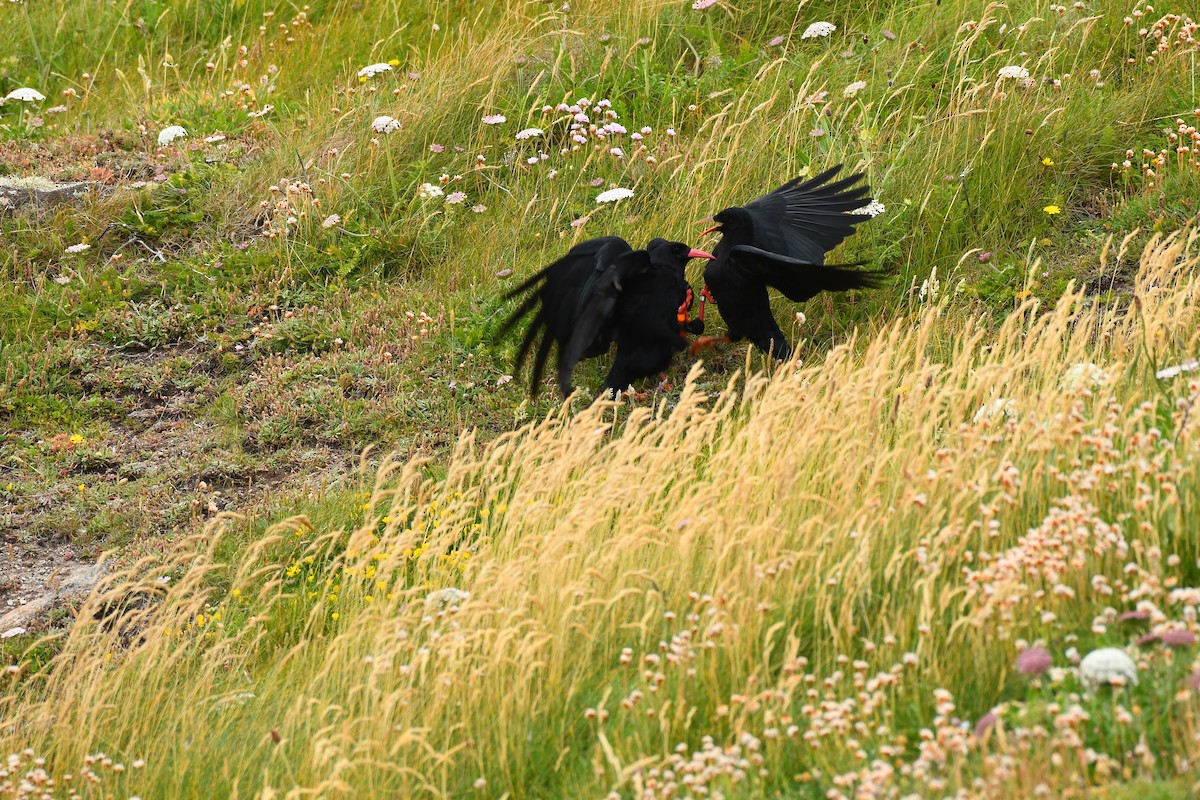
[688,335,729,357]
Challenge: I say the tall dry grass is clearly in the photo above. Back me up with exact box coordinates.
[3,231,1199,798]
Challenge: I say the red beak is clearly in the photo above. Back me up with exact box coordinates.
[687,248,715,260]
[699,226,720,237]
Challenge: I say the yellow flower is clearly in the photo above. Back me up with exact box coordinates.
[4,484,11,491]
[78,483,86,492]
[1041,157,1054,166]
[232,589,242,599]
[331,612,339,621]
[388,59,400,66]
[69,433,84,445]
[1043,204,1061,215]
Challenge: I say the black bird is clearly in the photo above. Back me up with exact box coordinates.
[692,165,886,360]
[499,237,714,397]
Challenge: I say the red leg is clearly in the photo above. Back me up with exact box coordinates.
[688,335,730,357]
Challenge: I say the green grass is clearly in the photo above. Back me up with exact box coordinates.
[0,0,1199,796]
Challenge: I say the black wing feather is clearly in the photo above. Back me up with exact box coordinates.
[727,245,889,303]
[558,250,652,395]
[740,165,873,263]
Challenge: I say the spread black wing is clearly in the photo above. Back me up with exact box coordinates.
[739,165,873,263]
[497,236,634,397]
[558,249,654,394]
[725,245,886,303]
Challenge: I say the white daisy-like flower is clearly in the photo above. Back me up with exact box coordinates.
[321,214,341,229]
[997,65,1029,80]
[156,125,188,146]
[417,183,444,199]
[3,87,45,103]
[596,187,634,203]
[801,21,836,39]
[357,63,393,78]
[371,115,401,134]
[515,127,544,140]
[853,199,886,217]
[843,80,867,98]
[64,243,90,254]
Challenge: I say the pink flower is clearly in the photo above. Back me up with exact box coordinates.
[977,251,994,263]
[1119,610,1151,622]
[1159,630,1197,647]
[430,143,445,153]
[571,216,590,227]
[471,204,487,213]
[768,35,786,46]
[692,0,718,8]
[1015,646,1051,676]
[974,711,998,739]
[482,114,507,125]
[589,178,604,187]
[446,191,467,204]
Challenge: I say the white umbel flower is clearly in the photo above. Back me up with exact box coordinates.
[3,87,45,103]
[997,65,1029,80]
[801,21,836,39]
[596,187,634,203]
[357,63,393,78]
[157,125,188,146]
[853,199,886,217]
[417,183,444,199]
[371,115,401,134]
[843,80,867,98]
[515,127,544,140]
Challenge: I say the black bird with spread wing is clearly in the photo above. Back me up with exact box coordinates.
[692,165,887,360]
[499,237,714,397]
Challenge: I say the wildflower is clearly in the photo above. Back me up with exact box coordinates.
[692,0,718,8]
[1043,204,1061,215]
[1156,360,1199,380]
[1042,157,1054,166]
[331,612,339,621]
[65,243,90,254]
[596,187,634,203]
[998,65,1030,80]
[571,216,590,227]
[482,114,507,125]
[3,87,45,103]
[446,191,467,204]
[515,127,544,140]
[977,251,993,263]
[321,214,340,229]
[852,199,885,217]
[357,63,393,78]
[1159,630,1197,647]
[768,35,786,46]
[429,143,445,153]
[248,105,274,118]
[974,710,999,739]
[371,115,401,134]
[425,587,470,609]
[1079,647,1138,690]
[417,183,444,199]
[156,125,187,146]
[801,21,837,38]
[843,80,867,98]
[1015,646,1051,676]
[69,433,84,445]
[471,204,487,213]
